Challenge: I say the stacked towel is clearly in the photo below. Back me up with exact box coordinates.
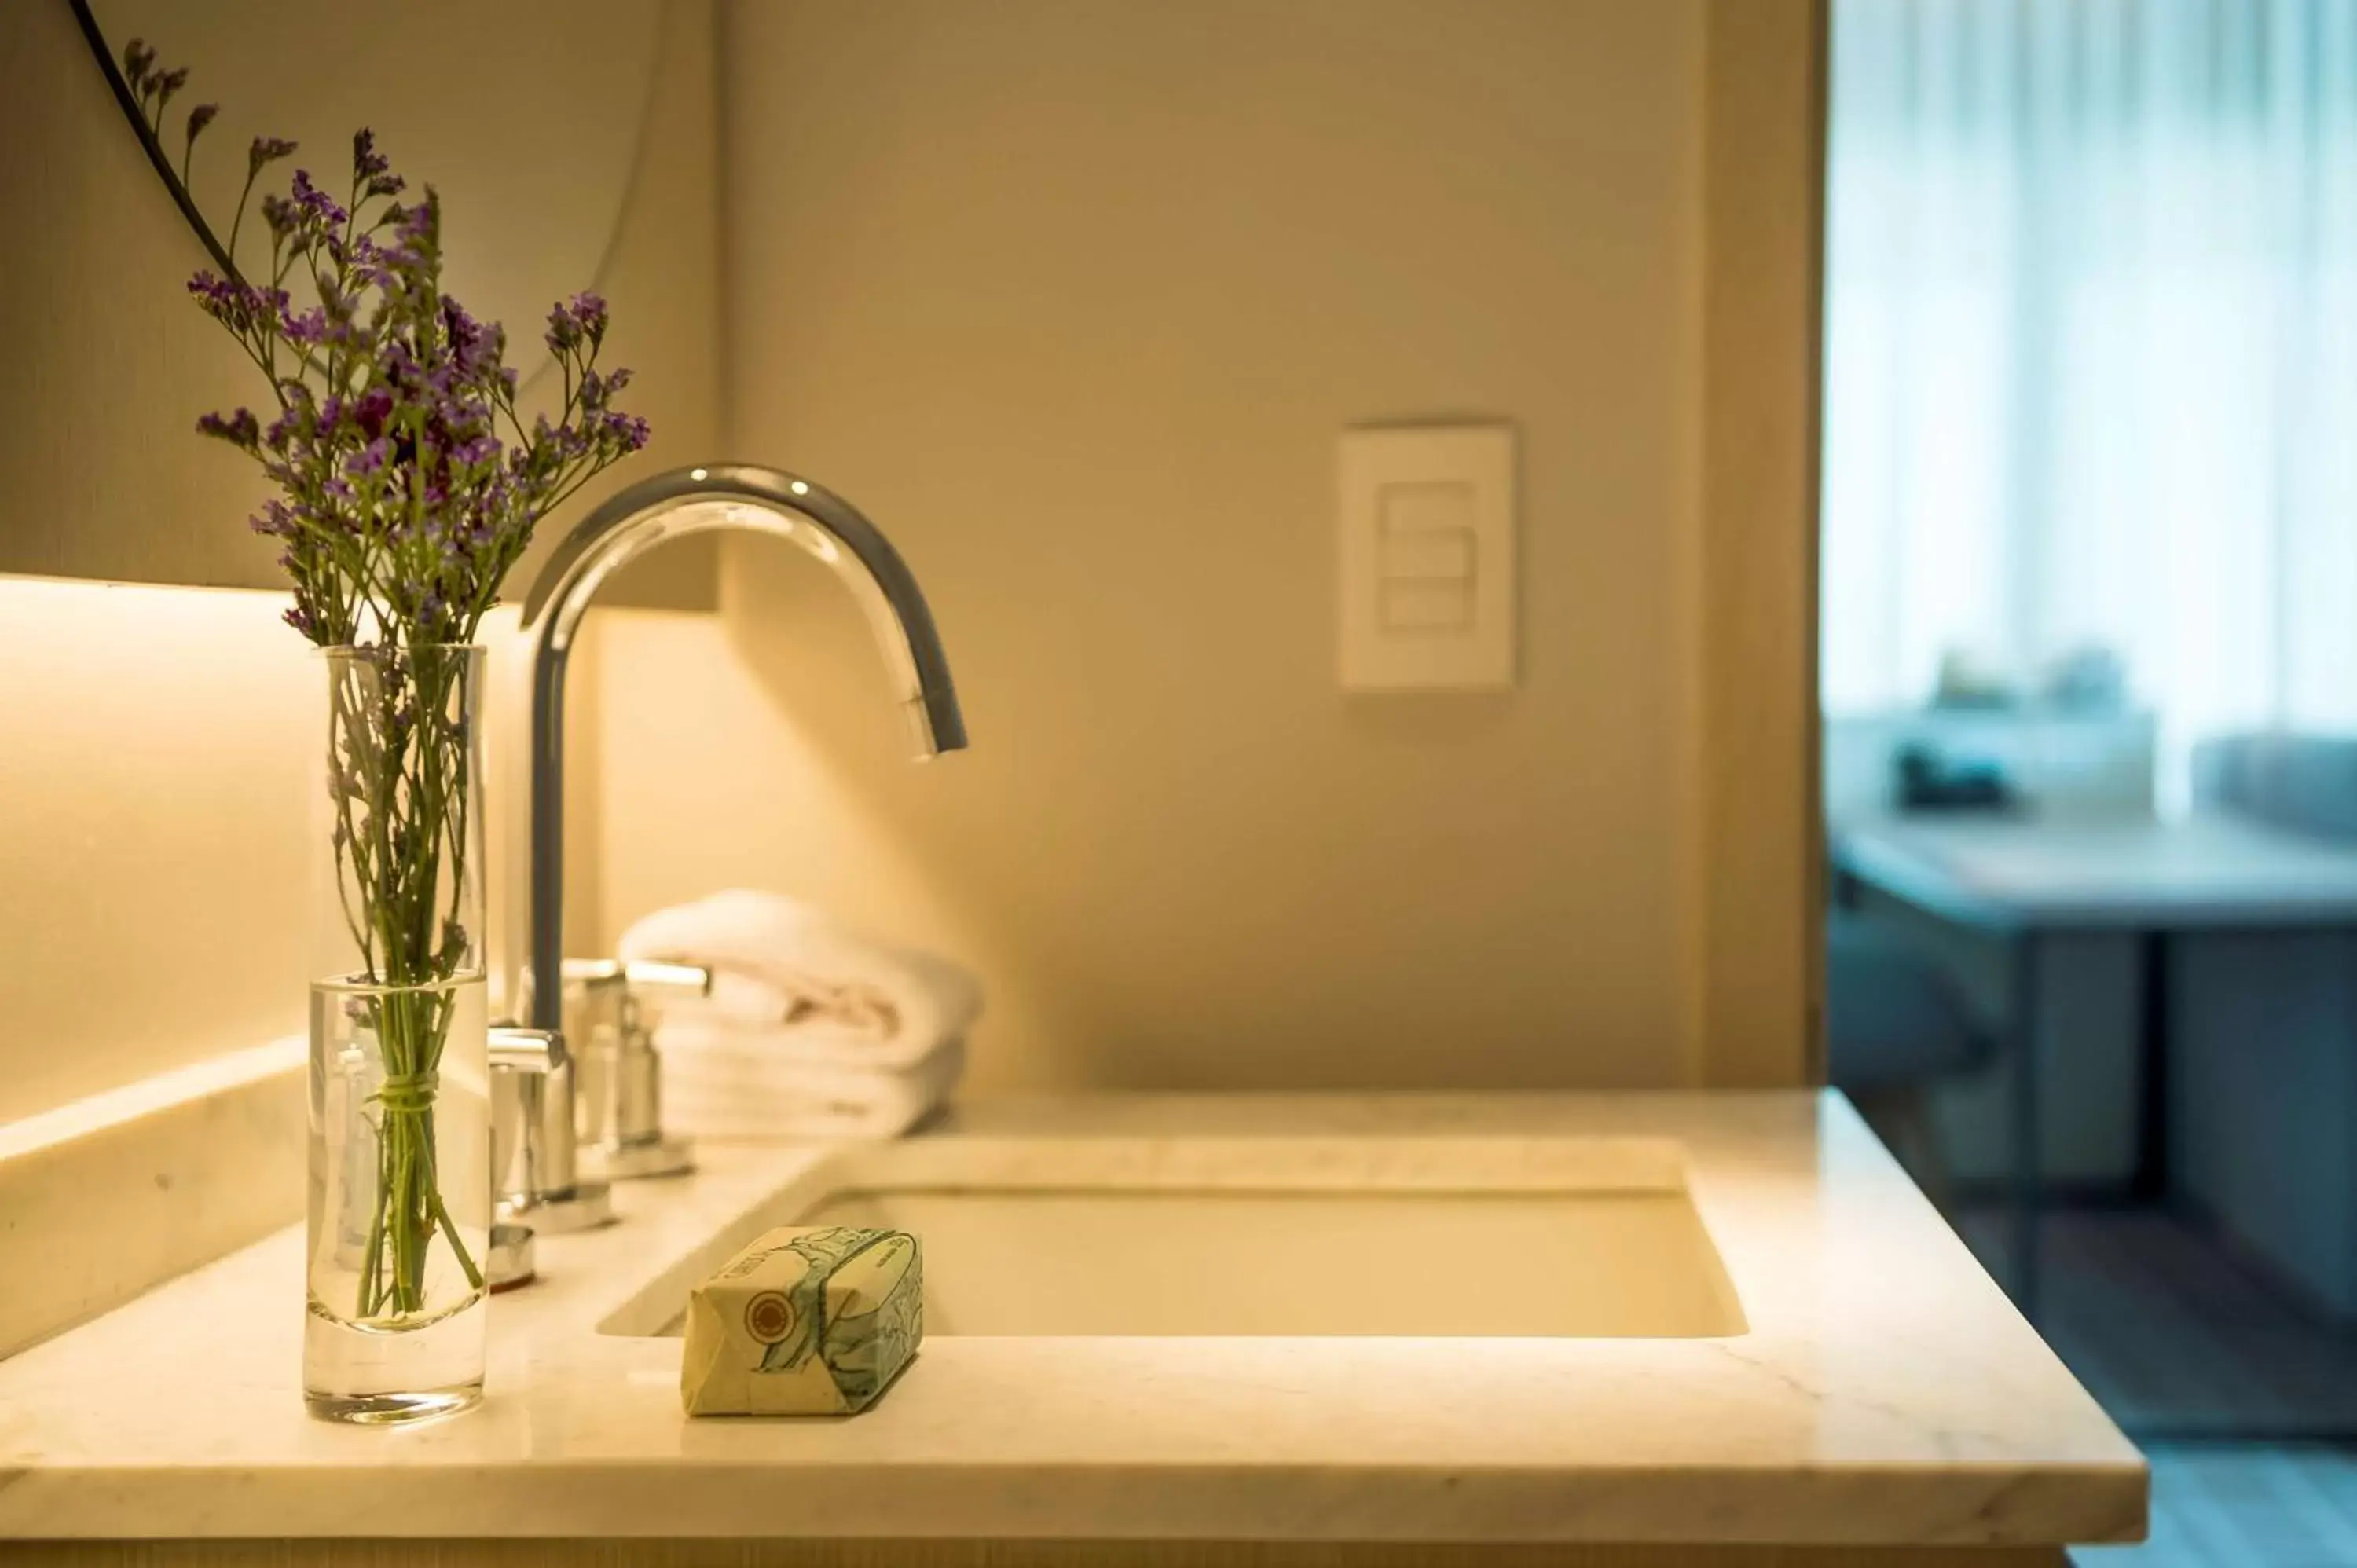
[618,890,981,1142]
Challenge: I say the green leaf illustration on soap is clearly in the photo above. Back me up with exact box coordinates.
[756,1228,918,1380]
[817,1233,923,1409]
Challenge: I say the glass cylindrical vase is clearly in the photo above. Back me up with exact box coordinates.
[304,644,492,1424]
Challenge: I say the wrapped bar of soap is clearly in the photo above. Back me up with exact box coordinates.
[680,1225,923,1416]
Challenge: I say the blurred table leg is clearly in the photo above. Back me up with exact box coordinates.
[2010,929,2043,1318]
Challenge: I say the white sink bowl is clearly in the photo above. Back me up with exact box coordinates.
[602,1133,1747,1339]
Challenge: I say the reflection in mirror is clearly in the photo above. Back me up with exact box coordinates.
[74,0,664,382]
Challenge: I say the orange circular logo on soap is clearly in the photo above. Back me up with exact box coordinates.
[743,1291,797,1344]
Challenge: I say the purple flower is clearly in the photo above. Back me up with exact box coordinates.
[603,412,651,452]
[186,270,240,316]
[440,298,504,379]
[262,405,306,452]
[354,388,394,440]
[152,67,189,107]
[395,196,436,251]
[576,368,604,409]
[544,291,608,355]
[185,103,218,145]
[352,128,389,183]
[573,302,605,346]
[185,272,285,335]
[281,306,330,346]
[248,135,298,176]
[122,39,155,86]
[288,169,347,230]
[248,500,295,538]
[196,407,260,450]
[182,126,648,651]
[363,201,435,286]
[544,304,582,354]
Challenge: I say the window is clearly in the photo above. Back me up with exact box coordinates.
[1821,0,2357,799]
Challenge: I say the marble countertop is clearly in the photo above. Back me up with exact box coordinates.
[0,1091,2145,1547]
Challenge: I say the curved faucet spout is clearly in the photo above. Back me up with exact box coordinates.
[507,463,966,1032]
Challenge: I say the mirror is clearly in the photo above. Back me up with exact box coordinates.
[71,0,665,383]
[6,0,712,595]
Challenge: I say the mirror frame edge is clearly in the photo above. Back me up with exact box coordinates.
[62,0,240,280]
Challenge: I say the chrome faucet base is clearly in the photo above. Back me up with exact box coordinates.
[592,1134,695,1181]
[515,1181,615,1234]
[486,1222,537,1292]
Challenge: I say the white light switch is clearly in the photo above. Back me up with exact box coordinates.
[1338,423,1516,690]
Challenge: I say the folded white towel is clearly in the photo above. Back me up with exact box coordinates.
[618,890,983,1071]
[662,1035,966,1144]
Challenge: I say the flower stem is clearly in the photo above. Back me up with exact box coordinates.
[334,650,481,1324]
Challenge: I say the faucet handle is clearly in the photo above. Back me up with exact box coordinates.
[485,1026,560,1291]
[559,957,713,999]
[491,1024,566,1074]
[489,1025,562,1209]
[488,1021,614,1249]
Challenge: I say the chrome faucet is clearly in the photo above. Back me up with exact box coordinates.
[488,464,967,1262]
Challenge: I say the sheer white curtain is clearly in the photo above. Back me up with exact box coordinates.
[1821,0,2357,798]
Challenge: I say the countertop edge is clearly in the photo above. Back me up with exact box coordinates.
[0,1457,2151,1547]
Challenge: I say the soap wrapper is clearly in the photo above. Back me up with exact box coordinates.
[680,1225,923,1416]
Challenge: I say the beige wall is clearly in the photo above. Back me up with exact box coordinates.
[0,579,309,1123]
[0,0,722,1124]
[585,0,1819,1090]
[0,0,1823,1122]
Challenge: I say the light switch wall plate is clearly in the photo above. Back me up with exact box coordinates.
[1337,423,1516,691]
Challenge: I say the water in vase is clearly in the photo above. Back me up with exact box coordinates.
[304,974,491,1424]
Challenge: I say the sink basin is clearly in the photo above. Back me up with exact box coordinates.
[603,1133,1747,1339]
